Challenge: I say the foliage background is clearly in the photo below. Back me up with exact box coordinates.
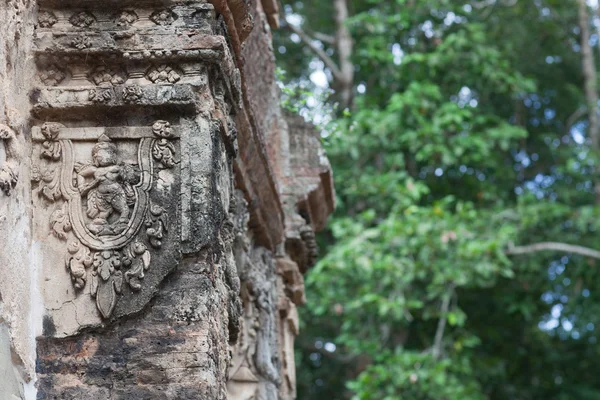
[275,0,600,399]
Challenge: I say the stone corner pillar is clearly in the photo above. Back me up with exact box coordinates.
[0,0,335,399]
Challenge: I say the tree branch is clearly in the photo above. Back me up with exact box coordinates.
[507,241,600,260]
[282,18,342,80]
[432,283,455,360]
[565,106,588,135]
[334,0,354,109]
[307,29,335,44]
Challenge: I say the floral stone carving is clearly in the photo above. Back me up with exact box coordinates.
[149,9,177,26]
[151,120,176,168]
[122,86,143,103]
[39,65,66,86]
[71,36,92,49]
[145,64,181,84]
[88,88,113,103]
[69,11,95,27]
[32,122,179,319]
[38,11,58,28]
[115,10,138,27]
[88,65,127,86]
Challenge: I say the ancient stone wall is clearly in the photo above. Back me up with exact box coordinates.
[0,1,334,399]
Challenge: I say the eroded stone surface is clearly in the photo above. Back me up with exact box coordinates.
[0,1,38,397]
[0,324,24,399]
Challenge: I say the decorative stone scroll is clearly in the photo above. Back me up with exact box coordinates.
[32,121,179,319]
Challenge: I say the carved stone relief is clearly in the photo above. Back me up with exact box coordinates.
[114,10,138,27]
[278,291,299,400]
[39,65,66,86]
[88,65,127,86]
[38,11,58,28]
[32,122,180,320]
[229,240,281,400]
[71,36,91,49]
[31,0,241,339]
[276,257,305,400]
[69,11,95,28]
[150,9,177,26]
[0,124,20,196]
[146,64,182,84]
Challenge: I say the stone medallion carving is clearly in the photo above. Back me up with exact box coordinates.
[32,121,180,319]
[71,36,91,49]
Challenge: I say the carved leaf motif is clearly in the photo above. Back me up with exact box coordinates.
[69,11,95,27]
[122,86,143,103]
[146,204,168,248]
[91,271,98,296]
[40,122,62,161]
[149,9,177,26]
[96,271,123,318]
[93,250,121,281]
[91,251,123,318]
[71,36,92,49]
[151,120,173,138]
[50,205,72,240]
[38,11,58,28]
[33,166,61,202]
[145,65,181,84]
[88,65,127,86]
[115,10,138,27]
[152,139,176,168]
[123,241,150,291]
[39,65,66,86]
[65,240,92,290]
[41,141,61,161]
[88,88,113,103]
[151,120,176,167]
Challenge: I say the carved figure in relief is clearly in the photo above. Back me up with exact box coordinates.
[75,135,139,236]
[32,121,177,319]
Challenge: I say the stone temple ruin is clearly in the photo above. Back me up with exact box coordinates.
[0,0,335,398]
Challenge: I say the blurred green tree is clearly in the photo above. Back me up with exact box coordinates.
[275,0,600,399]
